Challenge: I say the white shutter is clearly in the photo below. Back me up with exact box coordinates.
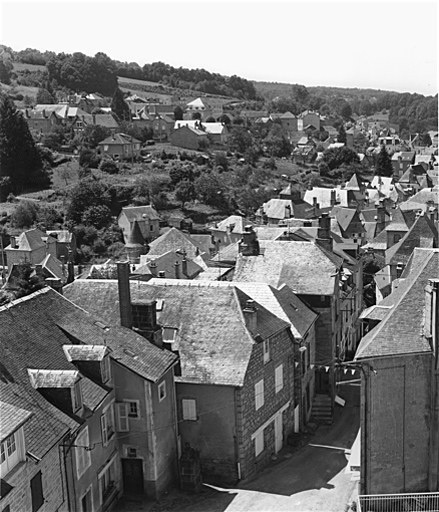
[275,365,284,393]
[116,403,129,432]
[254,431,264,456]
[182,399,196,420]
[76,427,91,478]
[101,414,108,445]
[255,379,264,410]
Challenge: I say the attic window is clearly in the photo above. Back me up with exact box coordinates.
[156,299,164,311]
[101,356,111,384]
[94,320,109,330]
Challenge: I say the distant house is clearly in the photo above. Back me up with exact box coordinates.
[118,205,161,244]
[4,228,57,267]
[210,215,256,245]
[297,110,321,132]
[97,133,142,160]
[21,108,61,135]
[185,97,217,120]
[46,230,77,260]
[170,125,209,150]
[147,227,213,260]
[278,112,298,136]
[391,151,415,178]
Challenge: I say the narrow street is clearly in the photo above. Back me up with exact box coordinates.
[120,382,360,512]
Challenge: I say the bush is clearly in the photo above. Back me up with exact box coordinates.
[81,204,112,229]
[10,201,39,228]
[100,160,119,174]
[79,149,101,169]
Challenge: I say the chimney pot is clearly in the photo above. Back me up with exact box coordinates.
[243,300,257,333]
[10,236,16,249]
[117,261,133,329]
[158,271,166,278]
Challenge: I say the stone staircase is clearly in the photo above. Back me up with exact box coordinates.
[311,394,333,424]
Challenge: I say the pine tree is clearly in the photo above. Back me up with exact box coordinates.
[337,125,347,143]
[0,93,47,193]
[110,87,130,121]
[375,145,393,177]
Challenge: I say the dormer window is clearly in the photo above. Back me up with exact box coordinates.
[0,427,26,477]
[101,356,111,384]
[72,380,83,413]
[163,327,177,343]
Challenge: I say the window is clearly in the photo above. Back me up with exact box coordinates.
[263,340,270,363]
[75,427,91,479]
[126,447,137,458]
[182,399,197,421]
[116,403,129,432]
[162,327,177,343]
[255,379,264,410]
[98,456,117,505]
[254,430,264,457]
[150,225,154,231]
[0,429,24,476]
[72,381,82,413]
[127,401,139,418]
[101,356,111,384]
[101,404,115,446]
[158,381,166,402]
[30,471,44,512]
[275,365,284,393]
[81,486,93,512]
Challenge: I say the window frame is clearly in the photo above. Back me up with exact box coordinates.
[158,381,166,402]
[101,403,115,446]
[254,430,264,457]
[275,364,284,394]
[126,400,140,419]
[255,379,264,410]
[182,398,197,421]
[101,356,111,384]
[0,428,25,476]
[98,455,117,506]
[72,380,83,413]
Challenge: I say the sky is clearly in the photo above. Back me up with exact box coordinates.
[0,0,437,96]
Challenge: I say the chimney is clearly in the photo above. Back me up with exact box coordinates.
[243,299,257,334]
[158,270,166,278]
[182,256,188,277]
[42,109,46,118]
[429,207,437,223]
[376,203,386,234]
[396,262,405,278]
[239,225,260,256]
[284,204,291,219]
[10,236,17,249]
[92,113,96,125]
[132,300,163,347]
[330,189,337,207]
[174,260,180,279]
[149,260,157,277]
[316,213,333,252]
[67,260,75,284]
[117,261,133,329]
[45,277,63,294]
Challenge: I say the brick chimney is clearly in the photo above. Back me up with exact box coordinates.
[330,189,337,207]
[239,225,260,256]
[66,250,74,284]
[174,260,180,279]
[117,261,133,329]
[10,236,16,249]
[132,300,163,347]
[243,299,257,334]
[376,203,386,234]
[316,213,333,252]
[45,277,63,294]
[149,260,157,277]
[182,255,188,277]
[284,204,291,219]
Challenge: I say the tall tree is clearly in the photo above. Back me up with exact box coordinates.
[111,87,130,121]
[375,145,393,177]
[0,93,48,193]
[337,125,347,143]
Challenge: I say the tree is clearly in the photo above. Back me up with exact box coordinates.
[192,112,202,120]
[110,87,130,121]
[340,103,352,120]
[174,106,184,120]
[66,178,111,224]
[13,263,46,300]
[36,88,55,104]
[229,126,253,154]
[82,125,111,148]
[375,145,393,177]
[194,172,226,207]
[100,160,119,174]
[322,146,360,170]
[337,125,347,143]
[0,93,48,193]
[10,201,40,228]
[175,180,196,208]
[0,59,13,84]
[79,149,101,169]
[81,204,112,228]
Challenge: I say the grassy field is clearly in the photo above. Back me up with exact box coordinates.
[13,62,46,72]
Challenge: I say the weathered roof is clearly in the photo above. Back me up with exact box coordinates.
[99,133,141,145]
[356,250,439,359]
[304,188,350,209]
[386,213,438,266]
[234,240,341,296]
[0,401,33,441]
[136,250,203,279]
[147,228,206,259]
[64,279,289,387]
[126,220,145,247]
[5,228,49,252]
[28,369,79,389]
[46,230,74,243]
[119,205,160,222]
[259,198,316,221]
[212,215,254,234]
[399,187,439,211]
[335,208,365,233]
[63,345,108,362]
[386,207,410,232]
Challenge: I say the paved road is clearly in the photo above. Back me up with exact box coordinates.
[120,383,360,512]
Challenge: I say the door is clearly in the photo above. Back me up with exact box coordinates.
[315,368,330,394]
[274,413,283,453]
[81,488,92,512]
[122,459,144,495]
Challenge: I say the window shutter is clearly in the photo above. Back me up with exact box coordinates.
[255,379,264,410]
[275,365,284,393]
[116,403,129,432]
[182,399,196,420]
[101,414,108,445]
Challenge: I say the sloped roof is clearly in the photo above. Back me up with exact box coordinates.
[260,198,316,220]
[335,208,365,233]
[386,207,410,232]
[126,220,145,247]
[304,188,350,209]
[5,228,48,252]
[119,205,160,222]
[46,230,74,243]
[64,279,289,387]
[356,250,439,359]
[147,228,206,259]
[212,215,255,234]
[234,240,341,296]
[136,250,203,279]
[99,133,141,145]
[345,173,363,191]
[399,187,439,211]
[0,401,33,441]
[385,213,438,266]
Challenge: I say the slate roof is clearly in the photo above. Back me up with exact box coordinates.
[304,188,350,209]
[119,205,160,222]
[211,215,255,234]
[136,250,203,279]
[386,207,410,232]
[0,401,33,441]
[64,279,289,387]
[99,133,141,146]
[234,240,341,296]
[46,230,74,243]
[147,228,207,259]
[385,213,438,266]
[356,250,439,359]
[5,228,49,251]
[399,187,439,211]
[335,208,365,233]
[259,198,316,221]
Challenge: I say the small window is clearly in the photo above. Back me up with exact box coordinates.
[31,471,44,512]
[101,356,111,384]
[72,381,82,413]
[182,399,197,421]
[127,447,137,458]
[255,379,264,410]
[150,225,154,231]
[275,365,284,393]
[163,327,177,343]
[158,381,166,402]
[116,403,129,432]
[101,404,115,446]
[127,401,139,418]
[263,340,270,364]
[254,430,264,457]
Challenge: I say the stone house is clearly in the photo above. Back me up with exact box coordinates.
[118,205,161,245]
[391,151,415,178]
[170,125,209,150]
[355,248,439,494]
[64,274,301,485]
[97,133,142,160]
[21,108,61,135]
[4,228,57,267]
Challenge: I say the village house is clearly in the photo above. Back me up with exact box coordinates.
[146,227,214,260]
[64,274,301,484]
[170,124,208,150]
[97,133,142,160]
[117,205,161,245]
[355,248,439,495]
[297,110,321,132]
[391,151,415,178]
[21,108,61,135]
[4,228,57,267]
[210,215,256,246]
[233,223,344,422]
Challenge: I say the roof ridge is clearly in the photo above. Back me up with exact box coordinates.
[0,286,51,313]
